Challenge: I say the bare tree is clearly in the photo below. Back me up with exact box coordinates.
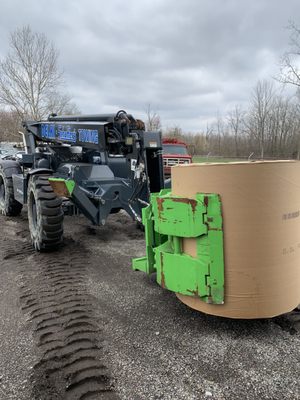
[215,114,225,155]
[227,105,244,156]
[246,80,275,158]
[278,22,300,87]
[0,25,77,120]
[0,110,22,141]
[164,125,183,139]
[145,104,161,131]
[46,92,80,116]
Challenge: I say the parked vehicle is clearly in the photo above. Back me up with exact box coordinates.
[162,138,192,177]
[0,149,10,160]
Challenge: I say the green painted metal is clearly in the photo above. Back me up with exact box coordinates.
[132,204,167,274]
[132,190,225,305]
[48,177,76,196]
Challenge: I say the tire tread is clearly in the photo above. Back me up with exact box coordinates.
[28,175,64,251]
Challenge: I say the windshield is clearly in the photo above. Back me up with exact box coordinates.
[163,144,188,155]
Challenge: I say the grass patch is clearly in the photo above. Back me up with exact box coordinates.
[193,156,241,163]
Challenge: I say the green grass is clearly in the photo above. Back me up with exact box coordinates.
[192,156,241,163]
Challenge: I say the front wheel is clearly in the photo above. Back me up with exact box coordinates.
[0,168,22,216]
[27,175,64,251]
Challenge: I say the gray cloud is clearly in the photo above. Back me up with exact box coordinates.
[0,0,299,131]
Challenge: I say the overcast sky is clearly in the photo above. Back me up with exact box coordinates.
[0,0,299,131]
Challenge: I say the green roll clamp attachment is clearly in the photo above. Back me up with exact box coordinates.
[48,177,76,197]
[132,189,225,305]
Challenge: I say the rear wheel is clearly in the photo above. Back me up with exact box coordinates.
[27,175,64,251]
[0,168,23,216]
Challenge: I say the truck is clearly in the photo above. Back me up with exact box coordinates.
[162,138,192,177]
[0,110,164,250]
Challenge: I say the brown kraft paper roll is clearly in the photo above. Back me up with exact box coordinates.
[171,161,300,319]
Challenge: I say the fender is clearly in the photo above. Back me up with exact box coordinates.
[0,160,22,178]
[26,168,53,180]
[14,168,53,205]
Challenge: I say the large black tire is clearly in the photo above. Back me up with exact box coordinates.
[27,175,64,251]
[0,168,23,216]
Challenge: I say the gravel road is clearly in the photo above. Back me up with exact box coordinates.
[0,210,299,400]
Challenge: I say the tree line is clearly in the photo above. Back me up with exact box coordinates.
[159,80,300,159]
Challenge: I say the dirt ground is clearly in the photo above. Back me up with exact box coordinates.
[0,210,299,400]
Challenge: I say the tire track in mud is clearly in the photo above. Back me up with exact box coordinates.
[0,220,118,400]
[19,244,118,399]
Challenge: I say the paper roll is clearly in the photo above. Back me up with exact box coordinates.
[172,161,300,318]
